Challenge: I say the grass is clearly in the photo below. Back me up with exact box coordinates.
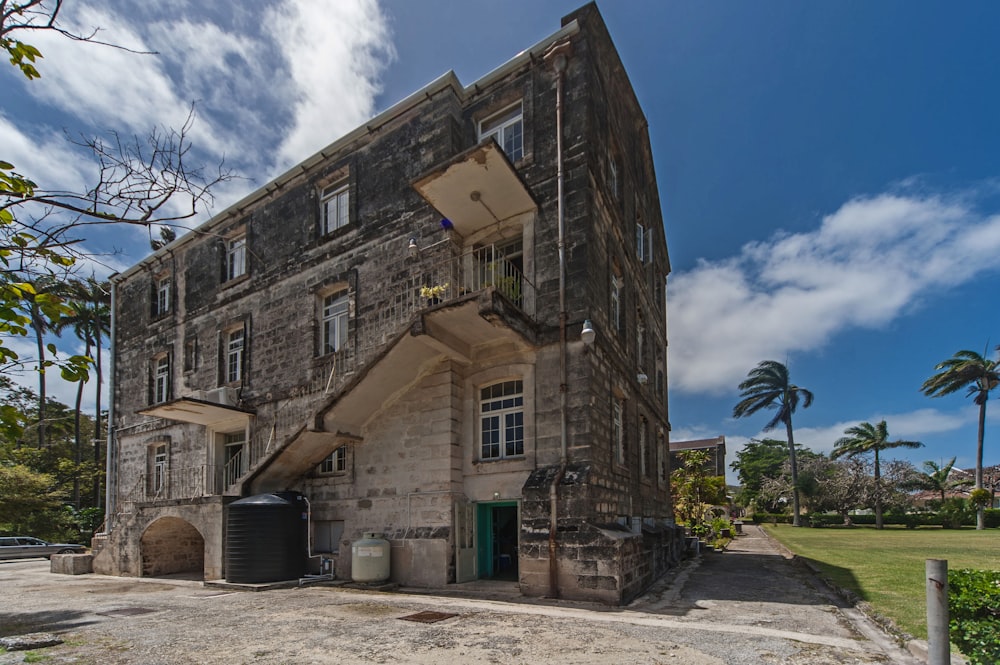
[762,524,1000,639]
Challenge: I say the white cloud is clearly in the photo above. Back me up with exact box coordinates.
[266,0,396,169]
[668,192,1000,394]
[0,114,91,193]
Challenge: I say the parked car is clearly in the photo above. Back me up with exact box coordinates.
[0,536,86,559]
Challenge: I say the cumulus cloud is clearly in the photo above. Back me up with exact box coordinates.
[668,191,1000,394]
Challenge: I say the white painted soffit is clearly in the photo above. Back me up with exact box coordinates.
[412,141,537,239]
[139,398,254,428]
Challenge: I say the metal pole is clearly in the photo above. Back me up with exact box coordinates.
[926,558,950,665]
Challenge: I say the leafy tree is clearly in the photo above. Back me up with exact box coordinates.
[671,450,727,526]
[831,420,922,529]
[0,463,65,536]
[0,2,233,436]
[733,360,814,526]
[921,348,999,529]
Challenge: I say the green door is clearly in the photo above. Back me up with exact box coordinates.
[476,501,519,579]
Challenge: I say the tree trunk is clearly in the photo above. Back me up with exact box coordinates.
[72,377,84,509]
[32,307,46,448]
[785,417,801,527]
[874,448,883,530]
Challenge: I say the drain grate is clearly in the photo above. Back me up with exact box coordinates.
[97,607,158,617]
[398,611,458,624]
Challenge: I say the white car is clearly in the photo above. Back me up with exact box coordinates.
[0,536,86,559]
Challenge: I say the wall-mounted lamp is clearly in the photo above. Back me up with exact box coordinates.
[493,491,501,500]
[637,372,648,385]
[407,237,418,258]
[581,319,596,346]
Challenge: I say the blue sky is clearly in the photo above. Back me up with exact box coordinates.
[4,1,1000,483]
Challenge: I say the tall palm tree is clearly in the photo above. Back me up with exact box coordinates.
[921,348,1000,530]
[733,360,814,527]
[18,276,65,448]
[831,420,922,529]
[53,278,111,508]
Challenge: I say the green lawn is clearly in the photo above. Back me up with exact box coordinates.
[762,524,1000,639]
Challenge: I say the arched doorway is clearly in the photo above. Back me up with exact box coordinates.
[140,517,205,579]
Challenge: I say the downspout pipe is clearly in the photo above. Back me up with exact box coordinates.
[546,41,571,599]
[104,277,118,528]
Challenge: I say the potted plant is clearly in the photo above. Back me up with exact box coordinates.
[420,283,449,305]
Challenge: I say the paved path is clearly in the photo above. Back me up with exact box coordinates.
[629,524,922,663]
[0,529,925,664]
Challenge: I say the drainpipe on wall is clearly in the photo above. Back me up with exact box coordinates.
[104,277,119,528]
[546,40,572,599]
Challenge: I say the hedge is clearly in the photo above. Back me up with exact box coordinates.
[749,508,1000,528]
[949,568,1000,665]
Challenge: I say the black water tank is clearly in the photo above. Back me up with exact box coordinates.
[225,492,307,583]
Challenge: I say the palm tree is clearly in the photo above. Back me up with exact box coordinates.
[831,420,922,529]
[908,457,972,503]
[921,349,1000,530]
[18,277,65,448]
[733,360,813,527]
[53,278,110,508]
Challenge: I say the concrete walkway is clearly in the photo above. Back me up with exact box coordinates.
[0,530,927,664]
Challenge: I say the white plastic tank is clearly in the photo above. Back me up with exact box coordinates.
[351,532,391,583]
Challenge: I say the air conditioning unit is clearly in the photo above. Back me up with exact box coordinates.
[201,387,237,407]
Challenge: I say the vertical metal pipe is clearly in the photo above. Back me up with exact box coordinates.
[548,46,569,599]
[926,558,951,665]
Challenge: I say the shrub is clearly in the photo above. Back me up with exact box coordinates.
[939,498,975,529]
[949,568,1000,665]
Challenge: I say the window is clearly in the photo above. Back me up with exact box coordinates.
[184,338,198,372]
[636,222,646,262]
[155,276,171,316]
[154,355,170,404]
[321,292,349,354]
[612,398,625,465]
[319,446,347,474]
[226,328,245,383]
[479,103,523,162]
[636,312,646,370]
[639,417,651,478]
[321,183,350,234]
[658,430,667,486]
[608,150,619,199]
[610,275,623,333]
[152,444,167,493]
[480,380,524,460]
[226,235,247,281]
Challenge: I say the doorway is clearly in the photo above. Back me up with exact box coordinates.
[476,501,518,580]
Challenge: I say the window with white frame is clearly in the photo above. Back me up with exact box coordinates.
[320,182,350,235]
[319,446,347,474]
[226,327,245,383]
[321,291,349,355]
[480,380,524,460]
[154,355,170,404]
[636,222,646,262]
[226,235,247,281]
[152,443,167,493]
[479,103,523,162]
[155,276,171,316]
[612,397,625,465]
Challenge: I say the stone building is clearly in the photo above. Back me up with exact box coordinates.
[669,437,728,478]
[94,3,680,604]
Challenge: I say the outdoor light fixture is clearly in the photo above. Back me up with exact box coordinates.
[493,492,501,500]
[581,319,596,345]
[407,237,418,257]
[637,372,648,385]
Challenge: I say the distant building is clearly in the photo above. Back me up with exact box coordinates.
[93,4,682,604]
[669,437,727,477]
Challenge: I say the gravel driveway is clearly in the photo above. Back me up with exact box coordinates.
[0,526,922,664]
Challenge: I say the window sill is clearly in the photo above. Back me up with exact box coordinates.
[221,273,250,289]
